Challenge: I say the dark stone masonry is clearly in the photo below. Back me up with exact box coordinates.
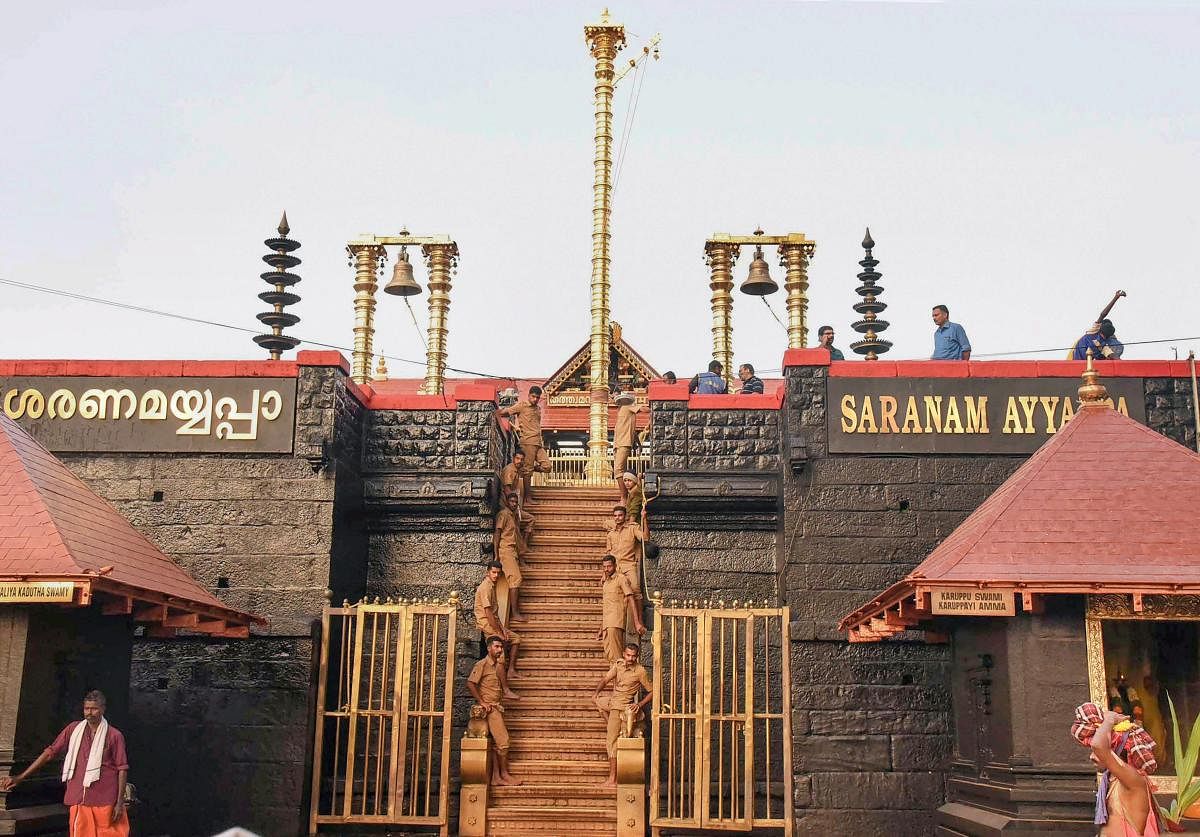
[6,351,1195,836]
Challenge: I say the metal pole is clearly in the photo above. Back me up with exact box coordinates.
[779,240,815,350]
[421,243,457,394]
[705,242,736,389]
[348,244,383,385]
[584,11,625,482]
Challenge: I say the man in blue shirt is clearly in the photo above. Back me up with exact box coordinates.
[931,304,971,360]
[1072,319,1124,360]
[688,360,728,394]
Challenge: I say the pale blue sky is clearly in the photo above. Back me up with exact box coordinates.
[2,1,1198,377]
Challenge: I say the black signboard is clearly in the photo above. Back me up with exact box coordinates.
[1,376,297,453]
[828,377,1147,454]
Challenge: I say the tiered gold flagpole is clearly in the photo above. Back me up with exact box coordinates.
[583,10,625,482]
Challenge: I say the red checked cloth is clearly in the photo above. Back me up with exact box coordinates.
[1072,701,1158,774]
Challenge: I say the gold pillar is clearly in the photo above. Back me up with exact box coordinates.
[458,735,490,836]
[583,11,625,480]
[348,243,383,385]
[705,241,737,388]
[779,239,816,349]
[421,242,457,395]
[615,737,646,837]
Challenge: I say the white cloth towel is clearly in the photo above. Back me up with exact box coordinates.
[62,718,107,788]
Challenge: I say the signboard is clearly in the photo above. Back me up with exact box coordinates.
[1,377,297,453]
[930,589,1016,616]
[0,581,77,603]
[828,377,1146,454]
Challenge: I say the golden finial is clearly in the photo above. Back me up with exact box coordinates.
[449,590,460,606]
[375,353,389,382]
[1078,349,1111,406]
[323,588,332,603]
[278,210,290,238]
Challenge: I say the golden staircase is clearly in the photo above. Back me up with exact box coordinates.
[487,486,624,836]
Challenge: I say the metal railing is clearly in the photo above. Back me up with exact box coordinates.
[531,448,649,488]
[308,596,458,835]
[650,598,793,836]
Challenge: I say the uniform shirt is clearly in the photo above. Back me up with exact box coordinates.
[474,576,500,633]
[602,572,635,629]
[624,484,645,522]
[613,404,641,448]
[44,721,129,807]
[931,322,971,360]
[507,400,544,446]
[606,522,643,566]
[608,661,652,709]
[467,656,504,705]
[495,507,520,553]
[739,376,764,394]
[500,463,521,496]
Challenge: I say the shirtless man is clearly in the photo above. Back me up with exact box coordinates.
[493,492,531,623]
[605,504,646,616]
[497,385,550,496]
[593,643,653,789]
[1089,709,1158,835]
[473,561,520,696]
[597,555,645,662]
[467,637,522,787]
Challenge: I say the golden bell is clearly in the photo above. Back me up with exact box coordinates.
[740,245,778,296]
[384,249,421,296]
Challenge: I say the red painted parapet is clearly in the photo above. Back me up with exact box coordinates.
[781,353,1193,379]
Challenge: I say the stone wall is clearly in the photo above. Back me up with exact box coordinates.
[649,400,781,471]
[1145,376,1197,448]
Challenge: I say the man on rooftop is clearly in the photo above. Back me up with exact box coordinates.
[931,304,971,360]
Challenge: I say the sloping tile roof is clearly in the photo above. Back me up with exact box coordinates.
[0,414,261,630]
[839,399,1200,638]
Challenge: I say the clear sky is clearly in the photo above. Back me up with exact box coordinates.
[2,1,1198,378]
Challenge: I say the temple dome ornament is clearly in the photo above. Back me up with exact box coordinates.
[253,211,302,360]
[849,227,893,361]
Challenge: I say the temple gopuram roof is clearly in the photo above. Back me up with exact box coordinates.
[839,379,1200,642]
[0,413,264,637]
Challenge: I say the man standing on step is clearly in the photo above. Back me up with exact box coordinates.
[468,637,522,787]
[620,472,644,522]
[473,561,521,697]
[612,392,641,481]
[597,555,645,662]
[493,492,531,625]
[594,643,653,789]
[500,450,525,506]
[605,505,647,615]
[497,385,550,496]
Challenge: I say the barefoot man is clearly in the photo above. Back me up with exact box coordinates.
[474,561,520,697]
[493,492,531,623]
[468,637,522,787]
[597,554,645,662]
[605,504,647,618]
[1071,702,1161,834]
[593,643,652,789]
[497,385,550,497]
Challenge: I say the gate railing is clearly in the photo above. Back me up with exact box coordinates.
[650,596,793,836]
[532,448,649,488]
[308,595,458,835]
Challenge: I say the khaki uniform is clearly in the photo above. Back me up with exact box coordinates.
[495,507,523,588]
[605,660,652,757]
[613,404,641,477]
[601,572,635,662]
[473,576,520,642]
[624,483,644,522]
[507,400,550,476]
[467,656,510,753]
[500,462,522,503]
[606,522,644,593]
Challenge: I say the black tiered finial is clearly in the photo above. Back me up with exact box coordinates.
[849,227,893,361]
[254,211,302,360]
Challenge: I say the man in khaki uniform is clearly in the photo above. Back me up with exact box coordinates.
[467,637,522,786]
[621,472,644,521]
[597,555,644,662]
[605,504,646,604]
[593,643,653,788]
[493,492,531,624]
[500,450,525,505]
[473,561,520,694]
[498,385,550,495]
[612,392,641,481]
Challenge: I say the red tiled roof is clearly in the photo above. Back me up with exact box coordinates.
[0,414,262,635]
[839,398,1200,640]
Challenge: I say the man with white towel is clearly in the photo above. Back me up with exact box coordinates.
[1,690,129,836]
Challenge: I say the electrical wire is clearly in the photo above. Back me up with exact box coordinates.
[0,277,519,382]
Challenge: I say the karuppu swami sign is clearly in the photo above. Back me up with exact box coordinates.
[930,589,1016,616]
[828,377,1146,454]
[1,377,296,453]
[0,581,78,603]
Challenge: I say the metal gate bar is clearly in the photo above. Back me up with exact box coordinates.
[651,599,792,836]
[308,595,457,835]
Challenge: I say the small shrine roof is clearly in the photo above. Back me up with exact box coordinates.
[0,414,263,637]
[839,384,1200,642]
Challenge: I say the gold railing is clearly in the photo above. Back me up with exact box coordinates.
[531,448,649,488]
[308,595,458,835]
[650,598,793,836]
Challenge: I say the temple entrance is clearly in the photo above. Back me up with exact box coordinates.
[308,597,458,835]
[650,603,794,836]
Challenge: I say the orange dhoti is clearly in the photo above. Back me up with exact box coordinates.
[70,805,129,837]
